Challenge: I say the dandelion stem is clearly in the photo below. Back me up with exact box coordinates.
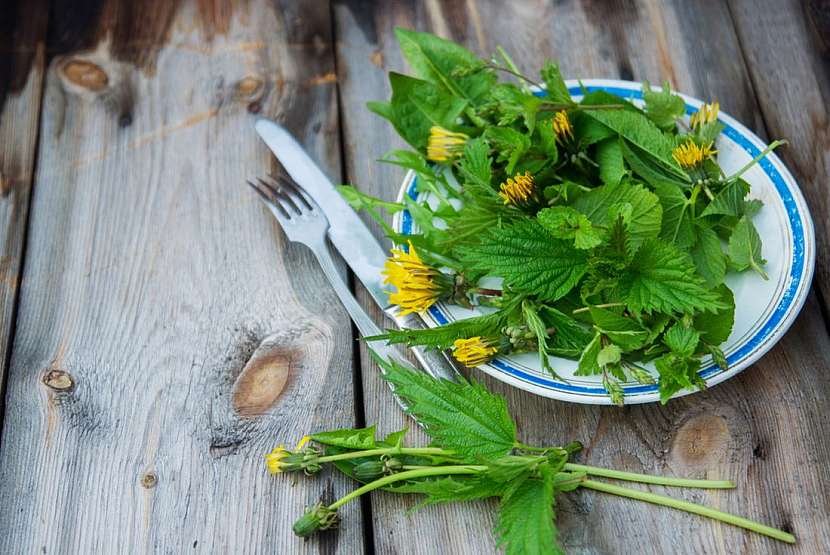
[328,465,486,510]
[564,464,735,489]
[581,479,795,543]
[317,447,453,464]
[726,139,787,183]
[572,302,625,315]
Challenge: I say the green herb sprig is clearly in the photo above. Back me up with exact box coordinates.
[344,28,785,404]
[268,355,795,553]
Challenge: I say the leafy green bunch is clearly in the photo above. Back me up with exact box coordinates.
[270,355,795,553]
[341,28,784,404]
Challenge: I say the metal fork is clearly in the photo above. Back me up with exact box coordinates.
[247,173,412,377]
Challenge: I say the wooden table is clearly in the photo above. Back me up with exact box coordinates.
[0,1,828,553]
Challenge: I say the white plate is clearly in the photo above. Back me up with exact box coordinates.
[393,79,816,405]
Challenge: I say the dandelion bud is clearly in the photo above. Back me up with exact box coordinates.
[292,503,339,537]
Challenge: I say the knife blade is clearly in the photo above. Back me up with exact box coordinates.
[255,118,461,382]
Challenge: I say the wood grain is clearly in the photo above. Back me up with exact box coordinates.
[0,0,365,552]
[0,0,48,416]
[332,0,830,553]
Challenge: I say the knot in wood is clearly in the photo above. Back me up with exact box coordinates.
[670,414,729,466]
[62,60,109,92]
[141,472,158,489]
[42,369,74,391]
[234,76,264,100]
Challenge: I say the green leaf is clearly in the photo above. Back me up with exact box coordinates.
[701,180,748,218]
[596,137,626,186]
[491,83,543,132]
[484,127,531,175]
[375,354,517,460]
[654,353,702,403]
[619,239,727,314]
[597,344,622,366]
[337,185,404,213]
[311,426,377,450]
[386,72,468,150]
[540,305,595,357]
[380,428,408,447]
[572,111,615,147]
[706,344,728,371]
[642,81,685,131]
[584,107,687,180]
[589,307,649,351]
[728,215,768,279]
[394,28,495,102]
[540,62,572,105]
[693,284,735,345]
[462,220,588,301]
[537,206,603,249]
[386,475,506,508]
[690,225,727,288]
[572,181,662,250]
[495,465,561,555]
[652,182,695,249]
[620,139,691,189]
[575,332,602,376]
[663,323,700,358]
[457,137,494,195]
[373,305,515,349]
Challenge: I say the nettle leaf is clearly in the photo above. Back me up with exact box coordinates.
[541,306,594,357]
[663,323,701,358]
[655,353,703,403]
[572,181,662,250]
[384,72,468,150]
[652,182,695,250]
[619,239,727,315]
[597,344,622,366]
[540,62,572,105]
[311,426,378,449]
[596,137,626,186]
[387,475,506,508]
[462,220,588,301]
[701,180,748,218]
[690,225,727,288]
[491,83,543,132]
[537,206,602,249]
[583,107,687,179]
[394,27,495,102]
[495,465,561,555]
[575,332,602,376]
[694,284,735,346]
[728,215,768,279]
[620,139,691,189]
[484,127,531,175]
[642,81,686,131]
[589,307,649,352]
[375,354,517,460]
[457,137,494,194]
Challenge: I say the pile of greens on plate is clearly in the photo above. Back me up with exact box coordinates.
[267,356,795,553]
[339,28,783,404]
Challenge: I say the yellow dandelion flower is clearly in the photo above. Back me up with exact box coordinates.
[690,101,719,129]
[499,171,535,206]
[551,111,574,143]
[426,126,469,162]
[295,435,311,450]
[264,445,289,475]
[452,337,498,367]
[672,140,717,168]
[383,242,446,315]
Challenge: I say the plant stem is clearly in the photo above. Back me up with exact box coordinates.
[572,302,625,315]
[725,139,787,183]
[317,447,452,464]
[564,463,735,489]
[540,103,626,111]
[581,479,795,544]
[476,288,503,297]
[328,465,486,510]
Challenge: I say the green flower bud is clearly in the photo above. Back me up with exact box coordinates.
[292,503,339,537]
[354,460,385,482]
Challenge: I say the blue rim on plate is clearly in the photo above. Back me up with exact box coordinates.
[395,79,815,404]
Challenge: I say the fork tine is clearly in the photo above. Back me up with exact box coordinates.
[248,179,292,219]
[270,172,314,211]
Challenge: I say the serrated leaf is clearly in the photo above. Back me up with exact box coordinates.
[690,225,727,288]
[395,28,495,102]
[642,81,685,131]
[373,305,515,349]
[537,206,603,249]
[380,428,408,447]
[663,323,700,357]
[693,284,735,345]
[386,72,468,150]
[484,127,531,175]
[540,62,572,105]
[375,354,517,460]
[620,139,691,189]
[386,475,506,508]
[311,426,377,449]
[572,181,662,250]
[728,215,768,279]
[462,220,588,301]
[572,111,615,147]
[701,180,748,218]
[589,307,649,351]
[596,137,626,186]
[652,182,695,249]
[495,465,560,555]
[706,344,728,371]
[597,344,622,366]
[575,332,602,376]
[654,353,703,403]
[541,305,595,357]
[619,239,727,314]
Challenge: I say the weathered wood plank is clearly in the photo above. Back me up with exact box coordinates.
[0,0,364,552]
[728,0,830,313]
[333,0,830,552]
[0,0,48,416]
